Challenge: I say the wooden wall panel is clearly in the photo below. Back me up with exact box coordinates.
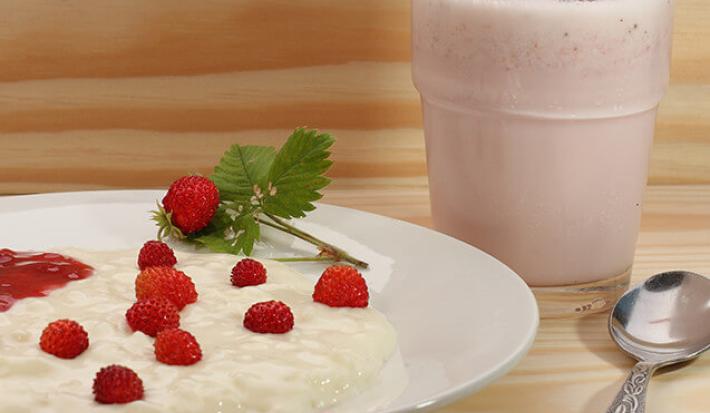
[0,0,708,194]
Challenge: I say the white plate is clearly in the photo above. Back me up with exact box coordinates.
[0,190,538,412]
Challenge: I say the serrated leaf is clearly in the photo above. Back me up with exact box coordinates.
[190,128,335,256]
[190,209,260,255]
[263,128,334,219]
[211,145,276,205]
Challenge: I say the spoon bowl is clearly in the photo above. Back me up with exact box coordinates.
[610,271,710,364]
[606,271,710,413]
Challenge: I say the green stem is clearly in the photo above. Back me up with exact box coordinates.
[259,213,369,269]
[273,256,337,263]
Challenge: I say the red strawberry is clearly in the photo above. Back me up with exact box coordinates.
[243,300,294,334]
[313,265,369,308]
[154,176,220,237]
[137,240,177,270]
[39,319,89,359]
[231,258,267,287]
[135,266,197,310]
[125,297,180,337]
[154,328,202,366]
[93,365,144,404]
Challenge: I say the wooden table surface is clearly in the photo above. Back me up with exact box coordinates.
[322,183,710,413]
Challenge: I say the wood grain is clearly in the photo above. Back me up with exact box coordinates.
[321,184,710,413]
[0,0,709,194]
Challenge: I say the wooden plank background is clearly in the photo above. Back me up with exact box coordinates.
[0,0,709,195]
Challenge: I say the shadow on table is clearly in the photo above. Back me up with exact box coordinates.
[574,313,629,365]
[574,313,700,412]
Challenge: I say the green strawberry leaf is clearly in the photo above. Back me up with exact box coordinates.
[262,128,334,219]
[211,145,276,206]
[189,208,260,255]
[197,128,334,256]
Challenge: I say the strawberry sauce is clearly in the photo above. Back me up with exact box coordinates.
[0,249,93,312]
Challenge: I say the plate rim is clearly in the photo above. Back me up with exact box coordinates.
[0,189,539,412]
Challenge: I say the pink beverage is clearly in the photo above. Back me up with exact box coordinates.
[412,0,673,315]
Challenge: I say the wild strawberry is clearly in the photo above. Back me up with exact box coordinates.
[137,240,177,270]
[39,319,89,359]
[125,297,180,337]
[135,266,197,310]
[154,328,202,366]
[153,176,220,238]
[313,265,369,308]
[93,365,144,404]
[243,300,294,334]
[231,258,267,287]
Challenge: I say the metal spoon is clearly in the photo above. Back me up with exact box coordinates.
[606,271,710,413]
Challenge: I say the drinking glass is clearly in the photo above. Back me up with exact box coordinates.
[412,0,674,317]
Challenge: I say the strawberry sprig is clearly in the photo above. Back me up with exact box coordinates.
[155,128,369,269]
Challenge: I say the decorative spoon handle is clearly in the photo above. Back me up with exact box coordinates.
[606,361,657,413]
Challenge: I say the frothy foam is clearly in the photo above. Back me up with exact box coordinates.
[413,0,673,118]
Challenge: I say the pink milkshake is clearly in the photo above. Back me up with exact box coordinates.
[412,0,674,316]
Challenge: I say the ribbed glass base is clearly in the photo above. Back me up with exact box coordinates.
[532,268,632,319]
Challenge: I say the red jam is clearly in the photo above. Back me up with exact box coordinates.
[0,249,93,312]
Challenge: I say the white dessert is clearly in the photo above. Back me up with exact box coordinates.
[0,248,397,413]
